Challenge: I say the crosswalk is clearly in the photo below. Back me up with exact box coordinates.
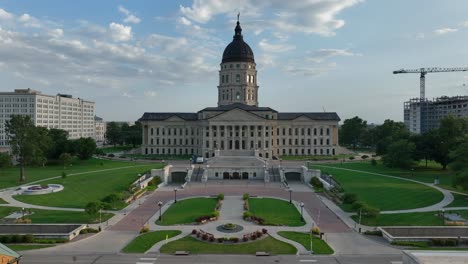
[136,257,157,264]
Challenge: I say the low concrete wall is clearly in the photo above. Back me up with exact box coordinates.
[380,227,468,242]
[0,224,85,241]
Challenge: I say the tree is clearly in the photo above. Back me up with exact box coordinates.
[373,120,409,155]
[5,115,50,182]
[432,116,468,169]
[59,153,73,169]
[125,122,142,147]
[47,129,69,159]
[74,138,96,160]
[411,131,437,167]
[85,202,100,220]
[106,122,122,146]
[449,136,468,190]
[339,116,367,150]
[0,152,12,176]
[382,139,416,168]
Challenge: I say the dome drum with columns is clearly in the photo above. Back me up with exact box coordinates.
[139,18,341,163]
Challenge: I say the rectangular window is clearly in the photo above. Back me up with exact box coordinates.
[236,74,240,82]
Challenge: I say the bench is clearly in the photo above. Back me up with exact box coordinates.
[255,251,270,256]
[174,251,190,255]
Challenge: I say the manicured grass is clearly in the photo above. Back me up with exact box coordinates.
[156,198,217,225]
[277,231,334,254]
[314,163,444,211]
[14,163,163,209]
[160,235,297,254]
[0,207,113,224]
[127,154,192,160]
[0,158,145,189]
[0,198,8,204]
[248,198,304,226]
[352,212,445,226]
[446,193,468,208]
[6,244,54,251]
[122,230,181,253]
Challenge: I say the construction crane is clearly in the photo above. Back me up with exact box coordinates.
[393,67,468,99]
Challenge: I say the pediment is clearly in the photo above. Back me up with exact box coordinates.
[292,115,312,121]
[207,108,264,121]
[165,116,185,122]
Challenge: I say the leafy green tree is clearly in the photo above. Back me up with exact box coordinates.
[449,136,468,190]
[382,139,416,168]
[411,131,437,167]
[373,120,409,155]
[102,193,120,209]
[47,129,69,159]
[106,122,122,146]
[85,202,100,219]
[125,122,142,147]
[339,116,367,150]
[59,152,73,169]
[5,115,51,182]
[432,116,468,169]
[0,152,12,176]
[74,138,96,160]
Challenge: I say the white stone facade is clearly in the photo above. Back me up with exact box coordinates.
[0,89,95,148]
[94,116,106,144]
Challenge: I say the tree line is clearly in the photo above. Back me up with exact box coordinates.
[105,122,142,147]
[0,115,97,182]
[339,115,468,190]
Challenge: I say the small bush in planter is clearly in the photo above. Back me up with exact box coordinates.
[209,236,215,242]
[251,234,257,240]
[361,155,369,159]
[230,237,239,243]
[242,236,248,242]
[243,193,249,200]
[210,211,220,218]
[349,156,355,160]
[191,229,197,235]
[202,234,208,240]
[217,193,224,201]
[217,237,224,243]
[256,231,262,237]
[243,211,252,219]
[262,228,268,234]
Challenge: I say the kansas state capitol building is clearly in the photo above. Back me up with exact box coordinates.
[139,19,340,160]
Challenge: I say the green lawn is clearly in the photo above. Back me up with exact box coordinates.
[249,198,304,226]
[156,198,217,225]
[122,230,181,253]
[281,154,352,161]
[127,154,192,160]
[14,163,162,209]
[160,235,297,254]
[446,193,468,208]
[353,210,468,226]
[0,206,113,224]
[0,158,146,189]
[6,244,55,251]
[277,231,334,254]
[0,198,7,204]
[314,163,444,211]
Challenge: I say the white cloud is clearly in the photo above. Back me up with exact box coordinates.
[145,34,188,52]
[180,0,362,36]
[48,28,64,38]
[258,39,295,53]
[0,8,13,20]
[109,22,132,42]
[18,13,41,28]
[144,91,158,97]
[118,5,141,24]
[308,48,359,62]
[178,17,192,26]
[433,27,458,35]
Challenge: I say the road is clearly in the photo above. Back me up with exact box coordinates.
[21,253,403,264]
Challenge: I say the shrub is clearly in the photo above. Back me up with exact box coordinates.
[391,241,428,247]
[24,234,34,243]
[311,227,320,235]
[431,239,458,247]
[195,216,211,223]
[363,206,380,218]
[201,234,208,241]
[364,230,382,236]
[242,236,248,242]
[243,200,249,211]
[210,211,220,218]
[12,235,21,243]
[107,154,115,157]
[251,234,257,240]
[243,193,249,200]
[343,193,358,204]
[209,236,215,242]
[256,231,263,237]
[349,156,355,160]
[262,228,268,234]
[61,171,67,179]
[371,159,377,166]
[80,229,88,234]
[361,155,369,160]
[217,237,224,243]
[243,211,252,219]
[217,193,224,201]
[139,226,149,234]
[151,176,162,186]
[230,237,239,243]
[192,229,197,235]
[351,200,367,211]
[310,177,323,188]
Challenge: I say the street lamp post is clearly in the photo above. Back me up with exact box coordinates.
[21,207,25,220]
[158,201,163,221]
[300,202,304,222]
[289,189,292,204]
[174,188,178,203]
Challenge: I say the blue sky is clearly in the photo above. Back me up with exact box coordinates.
[1,0,468,123]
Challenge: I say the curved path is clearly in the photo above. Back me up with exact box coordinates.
[313,165,464,214]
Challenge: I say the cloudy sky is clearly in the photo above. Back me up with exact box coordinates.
[1,0,468,123]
